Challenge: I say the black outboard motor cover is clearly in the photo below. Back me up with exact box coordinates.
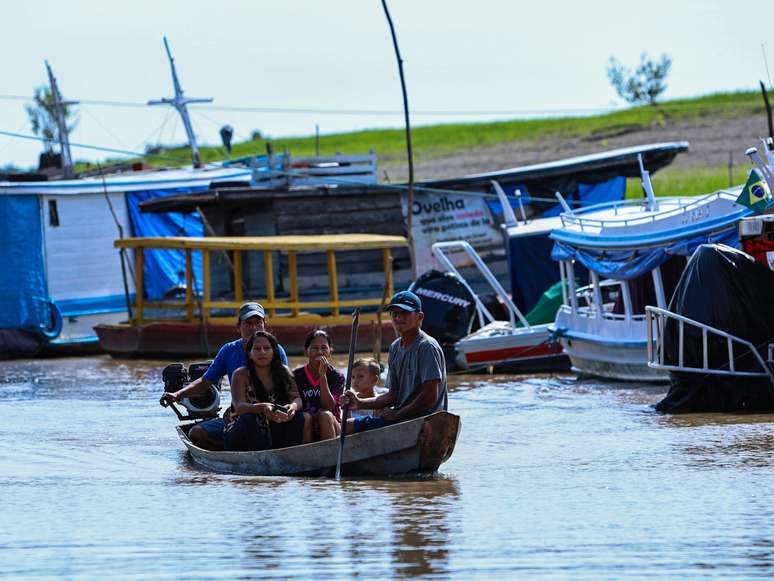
[409,270,477,346]
[656,244,774,413]
[162,363,188,393]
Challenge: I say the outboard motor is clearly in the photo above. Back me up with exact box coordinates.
[160,362,221,421]
[410,270,477,369]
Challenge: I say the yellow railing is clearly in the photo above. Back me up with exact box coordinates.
[115,234,406,326]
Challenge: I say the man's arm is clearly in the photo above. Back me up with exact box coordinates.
[381,379,439,422]
[160,375,214,406]
[382,341,444,421]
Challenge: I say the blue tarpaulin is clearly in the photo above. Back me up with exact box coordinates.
[551,226,740,280]
[0,196,51,333]
[506,177,624,311]
[544,176,626,217]
[127,188,207,300]
[486,183,531,218]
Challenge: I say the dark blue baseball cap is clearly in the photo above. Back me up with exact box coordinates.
[385,290,422,313]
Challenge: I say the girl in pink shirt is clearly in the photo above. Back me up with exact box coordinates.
[292,330,345,441]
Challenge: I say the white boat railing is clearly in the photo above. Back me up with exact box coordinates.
[559,191,739,232]
[565,304,646,323]
[645,306,774,387]
[431,241,530,331]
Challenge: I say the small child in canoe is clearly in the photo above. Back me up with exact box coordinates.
[348,357,384,419]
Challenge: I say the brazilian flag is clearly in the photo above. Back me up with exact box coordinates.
[736,169,772,213]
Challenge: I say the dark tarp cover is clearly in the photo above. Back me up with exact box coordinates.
[551,226,740,281]
[128,188,206,300]
[655,244,774,413]
[0,195,51,335]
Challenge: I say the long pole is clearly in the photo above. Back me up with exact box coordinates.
[97,162,133,320]
[760,81,774,142]
[381,0,416,279]
[335,308,360,481]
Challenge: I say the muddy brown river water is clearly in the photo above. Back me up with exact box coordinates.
[2,355,774,579]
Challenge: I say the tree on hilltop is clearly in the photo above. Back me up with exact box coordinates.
[607,53,672,106]
[25,85,78,153]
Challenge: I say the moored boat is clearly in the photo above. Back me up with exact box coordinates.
[549,156,752,382]
[646,141,774,411]
[416,240,565,372]
[176,411,460,477]
[96,234,406,357]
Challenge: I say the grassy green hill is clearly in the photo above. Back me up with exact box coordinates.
[80,89,769,196]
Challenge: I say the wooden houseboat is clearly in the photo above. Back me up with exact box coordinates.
[95,233,406,357]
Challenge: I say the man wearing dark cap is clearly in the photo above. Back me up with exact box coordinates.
[160,301,288,450]
[341,290,448,432]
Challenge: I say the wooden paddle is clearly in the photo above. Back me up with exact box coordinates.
[335,308,360,480]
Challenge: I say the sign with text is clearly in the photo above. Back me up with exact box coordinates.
[405,191,502,274]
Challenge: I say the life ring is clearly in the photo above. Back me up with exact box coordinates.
[40,300,63,339]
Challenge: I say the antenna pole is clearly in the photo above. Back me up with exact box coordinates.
[45,61,77,178]
[148,37,213,168]
[381,0,416,278]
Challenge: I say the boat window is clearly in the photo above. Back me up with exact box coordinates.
[48,200,60,227]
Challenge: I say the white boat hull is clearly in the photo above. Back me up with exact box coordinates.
[456,321,565,369]
[559,332,667,382]
[554,307,668,383]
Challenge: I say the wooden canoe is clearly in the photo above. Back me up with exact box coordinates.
[176,411,460,477]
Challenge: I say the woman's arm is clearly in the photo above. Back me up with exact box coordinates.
[318,357,338,412]
[231,368,270,417]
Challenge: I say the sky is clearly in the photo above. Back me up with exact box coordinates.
[1,0,773,168]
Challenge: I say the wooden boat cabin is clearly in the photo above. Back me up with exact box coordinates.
[95,234,407,357]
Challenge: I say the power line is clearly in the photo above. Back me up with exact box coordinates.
[0,93,612,116]
[1,91,764,117]
[0,128,211,167]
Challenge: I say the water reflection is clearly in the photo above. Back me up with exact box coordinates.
[386,477,458,578]
[218,476,459,578]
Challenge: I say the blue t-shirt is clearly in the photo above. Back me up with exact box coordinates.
[203,338,289,385]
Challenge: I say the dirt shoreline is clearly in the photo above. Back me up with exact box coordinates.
[381,112,772,182]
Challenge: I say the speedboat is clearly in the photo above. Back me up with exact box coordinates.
[425,240,565,372]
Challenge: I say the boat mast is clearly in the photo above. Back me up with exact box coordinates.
[45,61,77,178]
[148,37,212,168]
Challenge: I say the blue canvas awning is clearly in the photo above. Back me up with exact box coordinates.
[550,226,740,280]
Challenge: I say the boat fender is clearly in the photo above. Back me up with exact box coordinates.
[40,300,63,340]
